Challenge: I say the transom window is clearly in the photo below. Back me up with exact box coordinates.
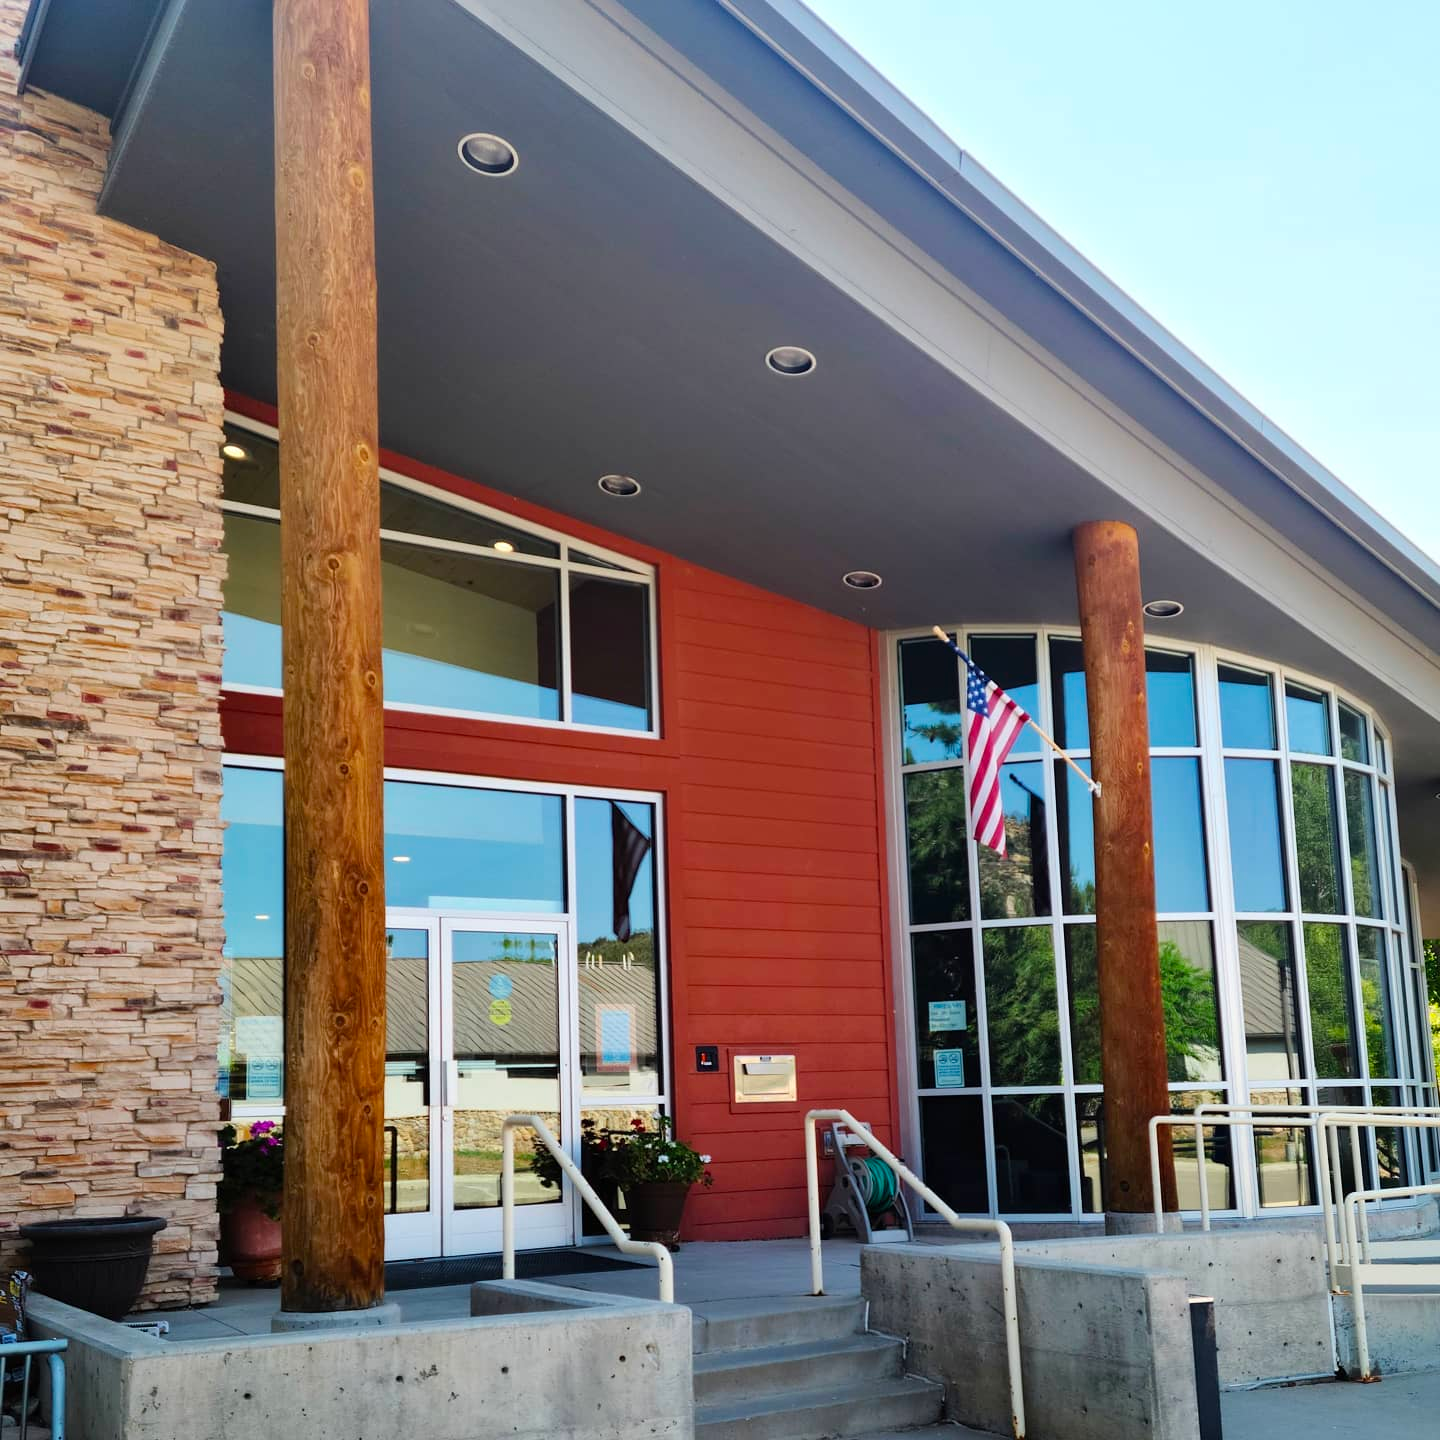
[219,418,658,736]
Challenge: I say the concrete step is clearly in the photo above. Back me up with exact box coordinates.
[693,1332,905,1405]
[696,1374,944,1440]
[692,1295,868,1355]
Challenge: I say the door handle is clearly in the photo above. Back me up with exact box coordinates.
[442,1060,459,1111]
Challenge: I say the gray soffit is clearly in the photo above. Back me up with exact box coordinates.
[15,1,1440,828]
[703,0,1440,610]
[15,0,164,117]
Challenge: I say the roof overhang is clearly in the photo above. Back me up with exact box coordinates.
[17,0,1440,900]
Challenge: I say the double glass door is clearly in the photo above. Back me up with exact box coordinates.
[384,913,573,1260]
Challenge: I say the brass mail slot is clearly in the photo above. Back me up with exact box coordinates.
[733,1053,797,1104]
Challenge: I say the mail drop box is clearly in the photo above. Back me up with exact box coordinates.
[732,1053,797,1104]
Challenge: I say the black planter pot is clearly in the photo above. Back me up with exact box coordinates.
[19,1216,167,1321]
[622,1181,692,1249]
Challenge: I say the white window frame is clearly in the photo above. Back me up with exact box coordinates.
[219,412,662,740]
[219,754,672,1250]
[883,628,1426,1222]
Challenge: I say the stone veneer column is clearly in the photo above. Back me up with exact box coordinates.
[0,0,227,1306]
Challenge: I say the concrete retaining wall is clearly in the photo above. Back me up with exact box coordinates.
[30,1290,693,1440]
[1016,1229,1333,1385]
[1332,1288,1440,1379]
[862,1243,1201,1440]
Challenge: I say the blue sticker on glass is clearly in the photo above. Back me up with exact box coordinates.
[488,973,514,1000]
[933,1049,964,1088]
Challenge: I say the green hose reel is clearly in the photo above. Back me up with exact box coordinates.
[854,1155,899,1214]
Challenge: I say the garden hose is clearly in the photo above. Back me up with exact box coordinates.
[849,1155,898,1215]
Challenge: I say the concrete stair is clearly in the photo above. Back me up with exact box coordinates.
[692,1295,971,1440]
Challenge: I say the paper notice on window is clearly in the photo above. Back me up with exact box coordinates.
[928,1000,968,1032]
[597,1004,635,1073]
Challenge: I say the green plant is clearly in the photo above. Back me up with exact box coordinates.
[604,1115,713,1190]
[219,1121,284,1217]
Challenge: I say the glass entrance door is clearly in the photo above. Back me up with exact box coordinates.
[442,920,571,1253]
[383,913,573,1259]
[383,918,442,1260]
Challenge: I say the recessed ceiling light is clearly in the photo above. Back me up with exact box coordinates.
[843,570,883,590]
[1143,599,1184,620]
[392,856,411,864]
[254,914,270,922]
[458,132,518,176]
[493,540,515,553]
[598,474,641,498]
[222,442,249,461]
[765,345,817,376]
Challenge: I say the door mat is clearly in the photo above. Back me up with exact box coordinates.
[384,1248,647,1291]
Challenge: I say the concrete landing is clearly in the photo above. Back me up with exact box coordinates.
[137,1238,870,1340]
[1221,1371,1440,1440]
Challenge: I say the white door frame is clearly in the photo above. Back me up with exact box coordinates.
[384,910,576,1259]
[221,757,671,1258]
[383,913,444,1261]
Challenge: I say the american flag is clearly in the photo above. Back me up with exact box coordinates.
[965,659,1031,857]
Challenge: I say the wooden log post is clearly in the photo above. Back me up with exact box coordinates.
[274,0,387,1311]
[1073,521,1178,1225]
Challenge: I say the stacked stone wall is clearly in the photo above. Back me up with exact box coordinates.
[0,0,227,1307]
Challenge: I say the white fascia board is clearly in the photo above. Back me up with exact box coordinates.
[457,0,1440,728]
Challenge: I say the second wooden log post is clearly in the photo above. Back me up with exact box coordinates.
[1073,520,1179,1228]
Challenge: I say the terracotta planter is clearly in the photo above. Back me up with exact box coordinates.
[623,1181,692,1249]
[220,1193,282,1283]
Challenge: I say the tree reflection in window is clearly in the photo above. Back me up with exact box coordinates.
[984,926,1061,1086]
[977,762,1049,920]
[1067,923,1221,1085]
[898,635,962,764]
[904,769,969,925]
[1305,923,1359,1080]
[1290,763,1341,914]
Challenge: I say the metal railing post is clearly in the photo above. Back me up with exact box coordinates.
[1195,1111,1211,1231]
[499,1114,673,1303]
[501,1121,517,1282]
[1149,1116,1165,1235]
[804,1108,1026,1440]
[805,1111,824,1297]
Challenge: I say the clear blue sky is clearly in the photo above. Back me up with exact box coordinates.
[805,0,1440,563]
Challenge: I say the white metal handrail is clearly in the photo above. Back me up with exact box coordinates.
[500,1114,674,1303]
[804,1108,1026,1440]
[1321,1111,1440,1379]
[1319,1111,1440,1267]
[1147,1102,1440,1237]
[1195,1102,1440,1239]
[1340,1180,1440,1380]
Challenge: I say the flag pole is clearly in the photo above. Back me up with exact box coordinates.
[930,626,1101,798]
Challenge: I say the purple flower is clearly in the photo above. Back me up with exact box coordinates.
[251,1120,276,1137]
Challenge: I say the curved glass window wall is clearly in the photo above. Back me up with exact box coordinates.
[893,629,1436,1220]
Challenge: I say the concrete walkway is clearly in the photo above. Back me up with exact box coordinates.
[140,1237,868,1339]
[1221,1371,1440,1439]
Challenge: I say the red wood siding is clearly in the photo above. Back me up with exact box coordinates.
[221,393,900,1240]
